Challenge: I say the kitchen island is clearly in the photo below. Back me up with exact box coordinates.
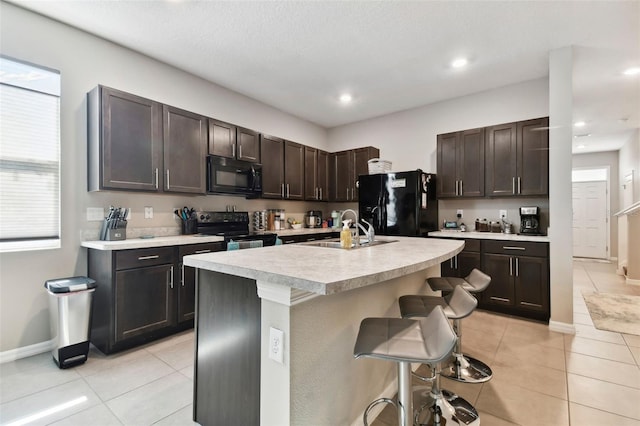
[183,236,463,426]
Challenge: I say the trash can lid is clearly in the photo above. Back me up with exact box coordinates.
[44,276,97,293]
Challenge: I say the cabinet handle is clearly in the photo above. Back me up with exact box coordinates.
[491,297,510,303]
[194,249,211,254]
[287,183,290,198]
[509,257,513,276]
[138,255,160,260]
[315,187,319,200]
[518,177,521,194]
[155,168,159,189]
[521,301,541,307]
[450,258,454,269]
[239,145,242,159]
[346,187,349,200]
[455,180,459,196]
[181,263,185,287]
[459,180,463,196]
[320,188,323,200]
[307,238,316,241]
[281,183,285,198]
[515,257,519,276]
[512,177,516,194]
[503,246,525,251]
[166,169,170,189]
[170,266,174,289]
[232,143,236,158]
[455,255,458,269]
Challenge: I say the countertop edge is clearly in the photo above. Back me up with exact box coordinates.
[428,231,550,243]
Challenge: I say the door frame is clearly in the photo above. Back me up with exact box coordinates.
[571,166,611,260]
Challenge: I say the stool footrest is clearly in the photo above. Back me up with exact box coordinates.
[441,353,493,384]
[413,387,480,426]
[363,397,396,426]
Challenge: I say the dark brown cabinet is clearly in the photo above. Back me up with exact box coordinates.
[178,243,224,323]
[437,128,485,198]
[440,239,481,278]
[304,147,329,201]
[163,105,207,194]
[208,120,260,163]
[260,136,304,200]
[485,117,548,197]
[88,86,163,192]
[479,240,549,320]
[330,147,379,202]
[88,86,207,194]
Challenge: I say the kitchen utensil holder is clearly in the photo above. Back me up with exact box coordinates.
[181,218,197,235]
[100,219,127,241]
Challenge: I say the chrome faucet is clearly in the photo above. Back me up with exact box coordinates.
[341,209,375,246]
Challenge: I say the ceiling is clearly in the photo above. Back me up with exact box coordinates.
[9,0,640,153]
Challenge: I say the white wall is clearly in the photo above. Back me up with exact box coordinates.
[619,129,640,205]
[327,78,549,172]
[572,150,620,257]
[0,3,328,353]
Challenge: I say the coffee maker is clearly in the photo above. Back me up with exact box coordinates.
[519,206,542,235]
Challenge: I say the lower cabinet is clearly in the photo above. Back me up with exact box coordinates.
[479,240,549,321]
[441,239,481,278]
[278,231,339,245]
[88,242,223,354]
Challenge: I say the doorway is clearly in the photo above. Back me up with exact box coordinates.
[572,167,610,259]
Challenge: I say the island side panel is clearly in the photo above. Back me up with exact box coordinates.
[194,269,261,426]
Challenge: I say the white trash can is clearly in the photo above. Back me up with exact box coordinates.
[45,276,97,368]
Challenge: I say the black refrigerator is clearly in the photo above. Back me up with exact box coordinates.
[358,170,438,237]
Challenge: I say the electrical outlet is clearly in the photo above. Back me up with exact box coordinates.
[269,327,284,364]
[499,210,507,219]
[86,207,104,221]
[456,209,463,219]
[144,206,153,219]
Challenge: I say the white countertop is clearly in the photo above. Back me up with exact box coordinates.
[81,234,225,250]
[429,230,549,242]
[183,236,464,295]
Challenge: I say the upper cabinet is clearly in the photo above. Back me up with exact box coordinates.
[88,86,206,194]
[208,119,260,163]
[163,105,207,194]
[436,128,485,198]
[88,86,163,192]
[260,136,304,200]
[304,147,329,201]
[330,146,379,202]
[485,117,549,197]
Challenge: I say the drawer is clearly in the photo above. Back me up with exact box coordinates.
[462,239,480,253]
[116,247,176,270]
[179,242,225,258]
[482,240,548,257]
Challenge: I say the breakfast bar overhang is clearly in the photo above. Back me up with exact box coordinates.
[183,236,463,425]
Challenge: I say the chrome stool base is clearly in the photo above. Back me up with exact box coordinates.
[413,387,480,426]
[441,352,493,384]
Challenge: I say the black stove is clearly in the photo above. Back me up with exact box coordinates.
[196,211,277,247]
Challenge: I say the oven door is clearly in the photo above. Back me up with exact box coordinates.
[207,156,262,197]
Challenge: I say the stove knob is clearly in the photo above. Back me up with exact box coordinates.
[205,214,211,220]
[200,214,206,221]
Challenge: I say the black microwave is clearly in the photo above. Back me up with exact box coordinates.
[207,155,262,198]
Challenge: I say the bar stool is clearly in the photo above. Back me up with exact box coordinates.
[425,268,493,384]
[354,306,458,426]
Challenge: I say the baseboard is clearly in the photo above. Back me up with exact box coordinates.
[548,320,576,335]
[0,339,54,364]
[626,277,640,286]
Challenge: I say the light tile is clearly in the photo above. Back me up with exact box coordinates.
[630,346,640,366]
[464,310,511,336]
[476,411,519,426]
[494,335,566,371]
[573,312,594,326]
[624,334,640,348]
[565,351,640,389]
[49,403,123,426]
[0,379,101,426]
[564,335,636,364]
[0,353,80,404]
[502,320,565,349]
[569,402,640,426]
[107,372,193,425]
[153,404,197,425]
[573,323,626,344]
[84,352,174,401]
[476,377,569,426]
[144,330,194,354]
[490,359,567,399]
[179,364,194,380]
[567,373,640,420]
[150,339,195,371]
[76,345,149,378]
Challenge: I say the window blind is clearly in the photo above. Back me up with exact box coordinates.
[0,57,60,251]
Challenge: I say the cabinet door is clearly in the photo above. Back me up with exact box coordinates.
[480,253,514,307]
[514,256,549,314]
[459,128,485,197]
[353,147,379,202]
[237,127,260,163]
[260,135,284,198]
[208,119,236,158]
[304,147,318,200]
[517,118,549,196]
[115,264,175,342]
[485,122,517,197]
[96,86,163,191]
[163,106,207,194]
[317,150,329,201]
[441,258,458,278]
[333,151,352,201]
[284,141,304,200]
[457,251,481,279]
[437,132,459,198]
[178,243,224,323]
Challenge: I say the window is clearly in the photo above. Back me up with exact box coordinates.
[0,56,61,252]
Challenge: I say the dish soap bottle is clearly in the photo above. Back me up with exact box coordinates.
[340,220,352,249]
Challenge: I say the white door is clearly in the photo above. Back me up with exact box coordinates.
[572,181,608,258]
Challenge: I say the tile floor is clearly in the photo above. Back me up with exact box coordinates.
[1,259,639,426]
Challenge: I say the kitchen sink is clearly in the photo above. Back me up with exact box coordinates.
[302,239,397,249]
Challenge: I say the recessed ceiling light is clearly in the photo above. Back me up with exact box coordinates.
[577,144,586,149]
[339,94,352,104]
[451,58,468,69]
[574,133,591,138]
[623,67,640,76]
[574,121,586,127]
